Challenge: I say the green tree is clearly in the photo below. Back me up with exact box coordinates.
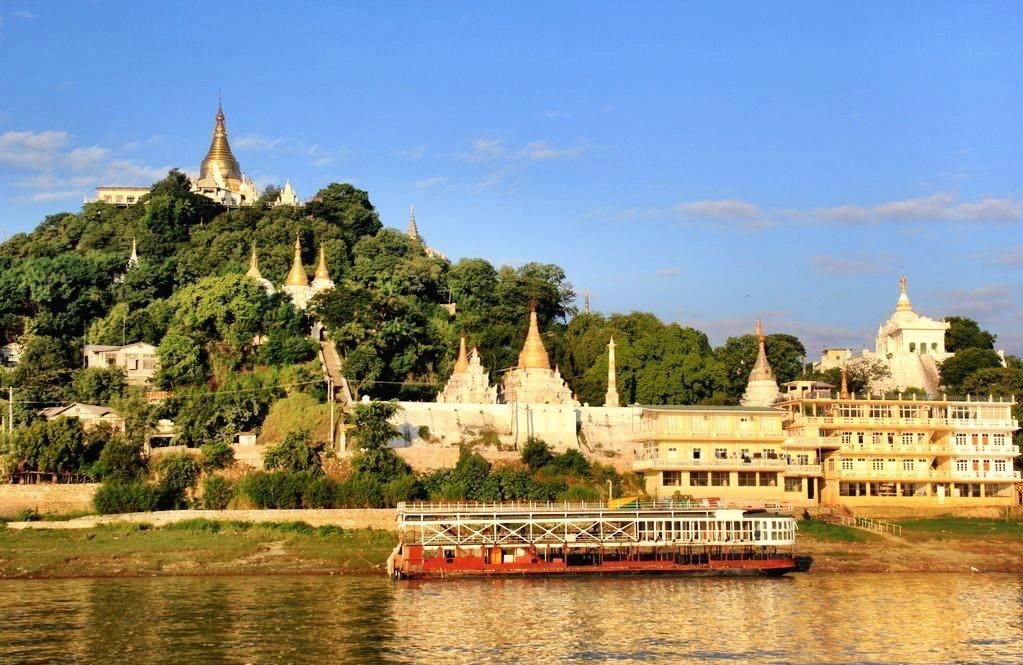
[348,401,401,450]
[156,332,207,388]
[9,335,78,407]
[96,433,148,482]
[944,316,997,352]
[263,430,323,474]
[715,332,807,403]
[6,417,91,474]
[69,367,127,405]
[521,437,554,471]
[940,348,1003,393]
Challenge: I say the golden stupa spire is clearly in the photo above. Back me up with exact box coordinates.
[896,274,913,312]
[453,332,469,373]
[285,233,309,287]
[314,245,331,281]
[199,100,242,182]
[517,299,551,370]
[748,320,775,381]
[245,242,262,279]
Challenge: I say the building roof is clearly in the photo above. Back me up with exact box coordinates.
[517,300,551,370]
[199,103,242,182]
[41,403,120,419]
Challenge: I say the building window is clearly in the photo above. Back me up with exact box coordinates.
[869,405,888,418]
[841,459,853,471]
[796,454,809,465]
[872,459,884,471]
[711,472,729,487]
[909,342,916,352]
[692,449,701,460]
[902,433,914,446]
[840,482,866,496]
[665,417,680,432]
[955,459,969,472]
[758,473,777,487]
[714,448,727,459]
[993,434,1006,445]
[714,416,728,431]
[663,471,682,486]
[994,460,1007,473]
[689,472,709,487]
[872,432,884,445]
[902,460,914,472]
[738,472,757,487]
[784,477,802,492]
[828,459,835,471]
[690,417,706,432]
[841,433,852,445]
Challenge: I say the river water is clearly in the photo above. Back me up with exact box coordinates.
[1,573,1020,664]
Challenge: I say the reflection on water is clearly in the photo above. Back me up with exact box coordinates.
[1,573,1021,664]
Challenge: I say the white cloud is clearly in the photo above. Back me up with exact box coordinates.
[673,199,762,222]
[414,176,448,189]
[671,192,1023,228]
[396,146,426,160]
[468,138,504,161]
[11,10,34,19]
[31,190,80,202]
[994,246,1023,267]
[0,130,71,169]
[233,133,283,150]
[542,110,567,119]
[518,140,587,160]
[655,267,679,278]
[811,254,891,275]
[66,145,111,171]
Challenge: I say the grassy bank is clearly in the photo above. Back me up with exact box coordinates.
[0,519,396,578]
[3,516,1023,578]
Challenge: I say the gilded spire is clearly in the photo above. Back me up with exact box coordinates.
[517,299,551,370]
[199,101,242,182]
[896,274,913,312]
[748,320,775,381]
[285,233,309,287]
[245,242,262,280]
[314,245,331,281]
[407,205,420,241]
[453,332,469,373]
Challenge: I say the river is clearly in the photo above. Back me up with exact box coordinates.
[1,573,1020,664]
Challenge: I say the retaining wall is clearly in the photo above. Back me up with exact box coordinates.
[0,483,99,516]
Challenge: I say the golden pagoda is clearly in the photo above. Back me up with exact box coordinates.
[285,234,308,287]
[199,103,243,185]
[245,242,263,280]
[517,299,551,370]
[453,332,469,373]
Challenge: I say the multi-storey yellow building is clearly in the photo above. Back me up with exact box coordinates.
[634,405,823,507]
[778,381,1019,508]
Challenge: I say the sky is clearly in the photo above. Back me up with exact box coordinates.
[1,2,1021,356]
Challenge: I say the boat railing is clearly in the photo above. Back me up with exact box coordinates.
[839,515,904,537]
[397,499,794,514]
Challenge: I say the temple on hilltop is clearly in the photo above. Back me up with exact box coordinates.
[406,205,446,260]
[436,333,498,404]
[243,235,334,309]
[95,102,298,208]
[741,321,780,407]
[814,275,955,394]
[501,301,578,405]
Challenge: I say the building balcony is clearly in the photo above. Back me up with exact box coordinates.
[633,456,787,472]
[784,436,843,450]
[831,469,1021,482]
[796,416,950,429]
[840,442,948,455]
[949,469,1020,481]
[949,444,1020,457]
[947,419,1019,430]
[633,457,821,476]
[646,430,786,441]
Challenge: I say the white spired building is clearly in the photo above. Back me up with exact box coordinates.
[816,276,951,395]
[741,321,780,407]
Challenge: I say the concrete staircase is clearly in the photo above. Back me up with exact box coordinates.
[318,339,353,410]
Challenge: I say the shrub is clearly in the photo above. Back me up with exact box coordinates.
[263,430,322,474]
[336,474,383,508]
[382,474,423,506]
[521,437,554,471]
[559,484,602,502]
[351,446,411,483]
[239,471,310,509]
[201,475,235,510]
[417,425,431,441]
[200,441,235,472]
[303,476,339,508]
[94,481,160,514]
[96,434,148,482]
[550,449,591,477]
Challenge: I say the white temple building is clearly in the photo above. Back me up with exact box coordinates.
[436,333,498,404]
[501,301,578,406]
[815,276,951,395]
[741,321,780,407]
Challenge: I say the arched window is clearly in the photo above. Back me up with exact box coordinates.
[909,343,916,352]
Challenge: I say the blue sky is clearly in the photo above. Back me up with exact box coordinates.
[1,2,1021,355]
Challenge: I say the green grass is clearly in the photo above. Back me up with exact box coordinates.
[894,517,1023,541]
[0,521,397,578]
[797,519,873,543]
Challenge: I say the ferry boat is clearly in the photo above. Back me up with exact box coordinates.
[387,500,811,579]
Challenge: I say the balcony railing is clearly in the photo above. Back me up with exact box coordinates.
[633,458,821,476]
[784,436,843,449]
[648,430,785,439]
[831,469,1021,481]
[949,444,1020,456]
[790,415,1017,430]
